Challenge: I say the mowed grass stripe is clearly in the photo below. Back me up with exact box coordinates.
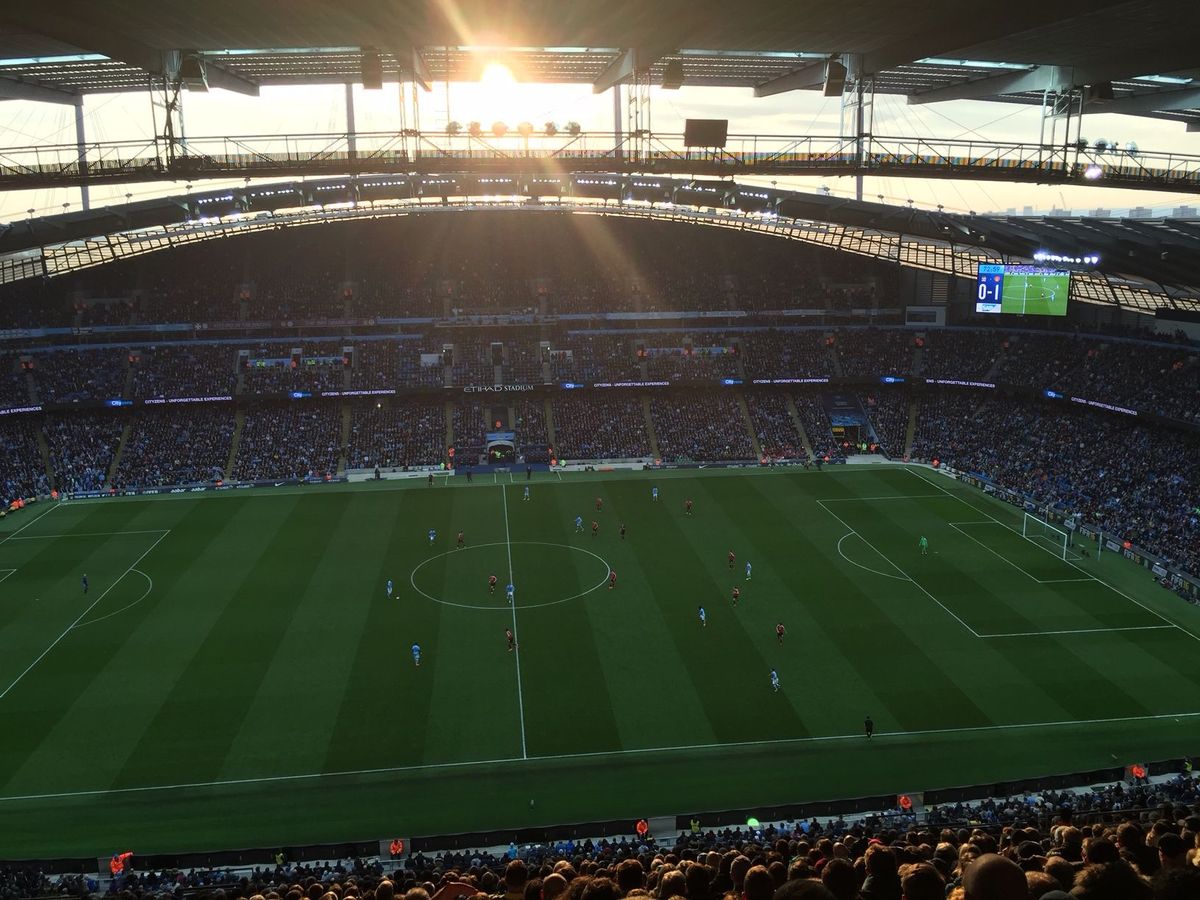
[514,483,624,757]
[420,489,523,764]
[606,478,812,743]
[109,494,354,788]
[518,480,715,753]
[0,499,243,794]
[217,492,411,778]
[834,496,1157,719]
[947,520,1157,630]
[747,477,997,733]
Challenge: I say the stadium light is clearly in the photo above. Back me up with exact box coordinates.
[1083,164,1103,180]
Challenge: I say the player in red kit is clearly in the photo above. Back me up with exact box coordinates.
[595,497,603,512]
[732,586,740,607]
[609,569,617,590]
[505,628,515,651]
[776,622,785,644]
[591,520,599,537]
[488,574,498,594]
[685,498,694,516]
[728,550,735,569]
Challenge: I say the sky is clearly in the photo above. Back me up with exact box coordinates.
[2,69,1199,223]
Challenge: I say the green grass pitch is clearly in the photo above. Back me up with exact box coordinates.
[1000,272,1070,316]
[1,465,1198,858]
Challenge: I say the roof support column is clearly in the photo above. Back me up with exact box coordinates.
[74,96,90,211]
[345,83,357,160]
[612,83,623,165]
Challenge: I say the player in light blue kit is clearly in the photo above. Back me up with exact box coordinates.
[698,605,706,627]
[411,643,421,667]
[523,485,530,501]
[386,579,394,599]
[574,515,583,533]
[745,561,752,581]
[652,486,659,502]
[770,669,780,692]
[506,582,515,604]
[428,528,437,545]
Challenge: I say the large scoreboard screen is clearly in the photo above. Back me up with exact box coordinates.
[976,264,1070,316]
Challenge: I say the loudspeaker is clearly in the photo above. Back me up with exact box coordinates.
[661,59,685,90]
[179,52,208,92]
[1085,82,1114,102]
[362,48,383,90]
[823,58,847,97]
[683,118,728,148]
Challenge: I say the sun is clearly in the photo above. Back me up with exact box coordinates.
[480,61,516,91]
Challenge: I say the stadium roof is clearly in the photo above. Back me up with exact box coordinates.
[2,1,1200,128]
[3,176,1198,315]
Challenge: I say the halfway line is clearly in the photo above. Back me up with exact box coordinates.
[500,485,528,759]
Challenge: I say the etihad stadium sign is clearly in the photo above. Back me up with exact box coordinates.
[463,384,536,393]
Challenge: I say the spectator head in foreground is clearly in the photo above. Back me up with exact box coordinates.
[771,880,835,900]
[961,854,1025,900]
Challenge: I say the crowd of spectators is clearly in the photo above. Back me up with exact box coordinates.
[1,328,1194,421]
[741,332,831,380]
[132,346,238,400]
[0,356,31,409]
[651,393,756,462]
[19,771,1200,899]
[513,399,550,461]
[0,214,909,330]
[643,338,742,382]
[792,396,842,461]
[908,392,983,464]
[551,396,651,460]
[243,345,346,395]
[860,391,911,459]
[453,401,488,461]
[114,408,234,488]
[42,413,123,493]
[836,331,915,377]
[921,331,1003,381]
[744,393,803,460]
[233,405,341,482]
[909,395,1200,577]
[32,349,128,405]
[0,418,49,503]
[347,403,445,471]
[353,342,445,391]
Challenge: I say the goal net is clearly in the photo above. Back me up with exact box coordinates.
[1022,513,1069,560]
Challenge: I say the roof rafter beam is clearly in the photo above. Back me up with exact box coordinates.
[753,60,829,98]
[0,75,79,105]
[410,47,431,92]
[909,66,1067,104]
[592,46,672,94]
[3,10,259,95]
[1090,87,1200,116]
[199,60,261,96]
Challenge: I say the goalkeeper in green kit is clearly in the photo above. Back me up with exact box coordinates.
[918,535,928,556]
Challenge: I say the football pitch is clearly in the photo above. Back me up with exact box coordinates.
[1,465,1198,858]
[1001,272,1069,316]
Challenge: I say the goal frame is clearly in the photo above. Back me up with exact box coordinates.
[1022,512,1069,560]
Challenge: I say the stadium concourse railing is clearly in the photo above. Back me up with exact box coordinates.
[2,130,1200,192]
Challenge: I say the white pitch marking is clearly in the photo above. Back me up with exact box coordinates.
[1,707,1197,805]
[0,530,170,703]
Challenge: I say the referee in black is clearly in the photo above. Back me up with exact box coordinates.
[865,715,874,740]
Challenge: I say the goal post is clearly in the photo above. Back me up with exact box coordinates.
[1022,512,1069,560]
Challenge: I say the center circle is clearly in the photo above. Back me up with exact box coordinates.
[409,541,612,610]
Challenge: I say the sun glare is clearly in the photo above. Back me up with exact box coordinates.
[480,62,516,91]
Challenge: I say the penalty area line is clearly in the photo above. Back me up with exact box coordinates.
[2,708,1199,804]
